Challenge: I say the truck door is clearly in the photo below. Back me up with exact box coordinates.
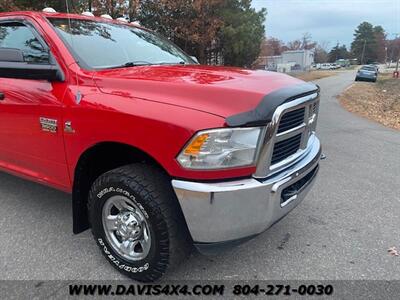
[0,19,70,190]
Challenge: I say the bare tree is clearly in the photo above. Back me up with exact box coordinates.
[287,39,302,50]
[301,32,316,50]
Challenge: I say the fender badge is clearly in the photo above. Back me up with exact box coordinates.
[39,117,57,133]
[64,121,75,133]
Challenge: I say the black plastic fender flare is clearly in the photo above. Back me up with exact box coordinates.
[226,82,320,127]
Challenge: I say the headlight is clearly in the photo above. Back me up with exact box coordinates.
[177,127,263,170]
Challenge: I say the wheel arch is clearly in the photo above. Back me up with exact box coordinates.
[72,141,169,234]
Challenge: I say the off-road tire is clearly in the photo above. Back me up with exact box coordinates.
[88,163,191,282]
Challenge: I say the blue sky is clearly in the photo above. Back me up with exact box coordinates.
[251,0,400,49]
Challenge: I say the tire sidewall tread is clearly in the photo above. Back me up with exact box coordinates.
[88,164,191,282]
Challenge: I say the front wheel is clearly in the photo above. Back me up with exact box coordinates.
[88,164,191,282]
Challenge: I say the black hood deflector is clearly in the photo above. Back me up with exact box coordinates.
[226,82,319,127]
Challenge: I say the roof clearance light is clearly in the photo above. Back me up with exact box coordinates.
[100,14,113,19]
[82,12,95,17]
[43,7,57,13]
[116,17,128,23]
[130,21,141,26]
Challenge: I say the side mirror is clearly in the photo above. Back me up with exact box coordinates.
[0,48,63,82]
[190,56,199,64]
[0,48,24,62]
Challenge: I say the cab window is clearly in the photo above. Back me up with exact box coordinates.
[0,22,49,64]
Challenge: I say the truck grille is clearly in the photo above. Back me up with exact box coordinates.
[271,133,302,165]
[277,107,305,133]
[253,91,319,179]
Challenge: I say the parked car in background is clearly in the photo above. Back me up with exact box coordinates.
[320,63,332,70]
[330,63,340,70]
[355,65,378,82]
[335,59,351,68]
[368,64,379,72]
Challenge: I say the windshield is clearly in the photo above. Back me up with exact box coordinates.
[48,18,194,70]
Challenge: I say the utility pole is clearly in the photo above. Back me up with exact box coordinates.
[395,34,400,72]
[336,41,339,62]
[360,39,367,65]
[388,33,399,68]
[385,47,388,65]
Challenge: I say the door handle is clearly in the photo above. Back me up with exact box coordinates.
[0,92,4,100]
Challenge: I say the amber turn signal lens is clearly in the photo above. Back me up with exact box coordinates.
[177,127,262,169]
[184,133,209,156]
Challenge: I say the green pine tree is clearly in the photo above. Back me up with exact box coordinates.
[328,43,349,62]
[219,0,266,67]
[351,22,378,64]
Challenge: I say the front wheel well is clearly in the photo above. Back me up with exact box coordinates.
[72,142,168,234]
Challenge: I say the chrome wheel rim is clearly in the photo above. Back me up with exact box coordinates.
[102,195,151,261]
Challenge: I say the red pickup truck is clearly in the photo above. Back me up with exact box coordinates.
[0,10,321,282]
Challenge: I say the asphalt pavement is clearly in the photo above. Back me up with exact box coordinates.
[1,70,399,285]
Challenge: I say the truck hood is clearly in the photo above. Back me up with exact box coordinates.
[93,65,305,119]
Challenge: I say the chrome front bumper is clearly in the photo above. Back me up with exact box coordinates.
[172,136,321,244]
